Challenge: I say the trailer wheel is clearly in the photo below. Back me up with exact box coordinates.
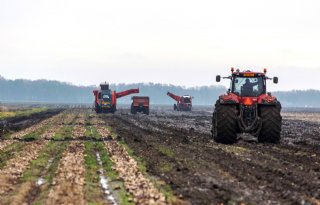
[111,106,116,114]
[212,101,238,144]
[258,104,282,143]
[131,105,137,114]
[144,108,149,115]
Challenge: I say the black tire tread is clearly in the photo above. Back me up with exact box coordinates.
[258,104,282,143]
[213,101,238,144]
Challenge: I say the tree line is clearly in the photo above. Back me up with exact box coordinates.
[0,76,319,107]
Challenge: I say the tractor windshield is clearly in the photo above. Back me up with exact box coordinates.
[101,90,112,102]
[183,98,191,103]
[232,76,265,97]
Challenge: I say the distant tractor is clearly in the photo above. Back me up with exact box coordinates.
[213,68,282,144]
[93,83,139,113]
[131,96,150,115]
[167,92,193,111]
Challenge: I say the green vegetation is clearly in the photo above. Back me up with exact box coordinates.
[84,142,105,204]
[158,145,175,158]
[159,162,173,173]
[21,142,68,183]
[0,142,25,168]
[117,139,177,203]
[85,126,101,140]
[0,107,48,120]
[22,125,49,141]
[52,126,73,140]
[84,141,135,205]
[27,142,69,205]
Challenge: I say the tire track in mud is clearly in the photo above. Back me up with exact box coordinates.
[107,114,320,205]
[96,125,168,205]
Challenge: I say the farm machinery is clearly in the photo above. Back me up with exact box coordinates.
[93,83,139,113]
[212,68,282,144]
[131,96,150,115]
[167,92,193,111]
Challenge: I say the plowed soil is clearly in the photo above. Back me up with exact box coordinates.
[103,108,320,205]
[0,107,319,205]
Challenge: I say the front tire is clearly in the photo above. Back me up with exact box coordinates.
[212,101,238,144]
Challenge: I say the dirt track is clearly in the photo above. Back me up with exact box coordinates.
[0,107,319,205]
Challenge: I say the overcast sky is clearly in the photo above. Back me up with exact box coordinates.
[0,0,319,91]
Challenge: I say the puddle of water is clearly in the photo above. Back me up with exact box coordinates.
[35,158,54,186]
[36,178,45,186]
[96,152,117,205]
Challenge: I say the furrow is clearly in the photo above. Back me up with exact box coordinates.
[97,127,168,205]
[45,141,85,205]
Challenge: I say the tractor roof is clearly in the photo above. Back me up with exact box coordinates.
[232,69,266,77]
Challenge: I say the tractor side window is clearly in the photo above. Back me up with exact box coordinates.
[98,93,102,99]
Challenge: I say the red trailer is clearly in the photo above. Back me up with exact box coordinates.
[93,83,139,113]
[131,96,150,115]
[167,92,193,111]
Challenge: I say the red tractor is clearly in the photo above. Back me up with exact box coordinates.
[167,92,193,111]
[212,68,282,144]
[93,83,139,113]
[131,96,150,115]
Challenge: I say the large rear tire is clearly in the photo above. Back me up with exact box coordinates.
[212,101,238,144]
[258,104,282,143]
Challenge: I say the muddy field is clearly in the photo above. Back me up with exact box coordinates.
[0,107,319,205]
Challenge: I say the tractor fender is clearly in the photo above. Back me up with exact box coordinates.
[258,94,278,105]
[219,93,239,104]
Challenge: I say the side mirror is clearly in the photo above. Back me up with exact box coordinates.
[216,75,221,82]
[273,77,278,84]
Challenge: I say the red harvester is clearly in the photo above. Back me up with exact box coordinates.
[93,83,139,113]
[167,92,193,111]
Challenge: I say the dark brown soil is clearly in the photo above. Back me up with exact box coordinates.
[102,108,320,205]
[0,109,63,136]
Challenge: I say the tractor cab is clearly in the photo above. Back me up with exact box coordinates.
[98,83,112,108]
[181,95,192,104]
[231,71,266,97]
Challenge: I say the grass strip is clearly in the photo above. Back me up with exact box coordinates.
[22,125,50,141]
[0,108,48,120]
[0,142,25,169]
[84,125,134,205]
[52,126,73,140]
[29,141,69,205]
